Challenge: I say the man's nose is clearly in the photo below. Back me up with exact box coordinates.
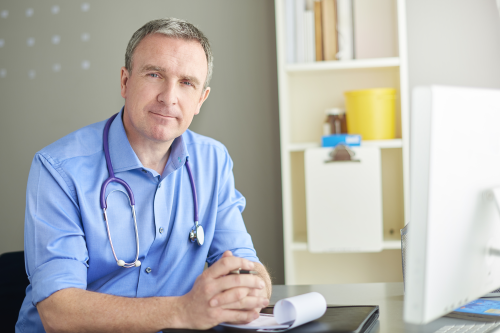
[157,81,177,105]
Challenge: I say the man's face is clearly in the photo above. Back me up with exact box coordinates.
[120,33,210,145]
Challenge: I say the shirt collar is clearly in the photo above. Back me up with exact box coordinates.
[161,129,189,180]
[108,107,190,176]
[108,108,143,173]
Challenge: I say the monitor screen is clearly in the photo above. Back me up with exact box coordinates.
[404,85,500,324]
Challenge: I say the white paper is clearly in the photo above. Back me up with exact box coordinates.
[220,314,289,330]
[274,292,327,328]
[220,292,327,331]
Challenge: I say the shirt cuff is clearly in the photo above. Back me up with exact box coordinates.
[31,259,87,306]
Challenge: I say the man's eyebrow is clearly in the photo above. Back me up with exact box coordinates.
[182,75,201,86]
[140,65,202,86]
[140,65,166,73]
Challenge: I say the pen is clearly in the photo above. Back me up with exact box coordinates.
[229,269,258,275]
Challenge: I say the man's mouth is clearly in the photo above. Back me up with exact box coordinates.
[150,111,176,119]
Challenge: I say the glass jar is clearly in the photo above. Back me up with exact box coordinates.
[323,108,347,135]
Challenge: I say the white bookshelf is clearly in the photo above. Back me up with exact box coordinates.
[286,57,400,72]
[291,239,402,252]
[287,139,403,152]
[274,0,410,285]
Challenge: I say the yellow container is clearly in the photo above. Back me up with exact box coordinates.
[344,88,396,140]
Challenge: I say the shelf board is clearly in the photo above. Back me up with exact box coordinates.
[382,240,402,250]
[291,239,401,251]
[361,139,403,148]
[288,142,320,151]
[287,139,403,152]
[291,242,308,251]
[286,57,400,73]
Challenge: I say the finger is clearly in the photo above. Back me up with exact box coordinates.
[209,275,264,307]
[220,296,269,310]
[218,274,265,294]
[210,287,250,307]
[197,271,263,303]
[247,281,268,298]
[209,277,264,307]
[219,309,260,325]
[221,250,233,258]
[247,288,261,297]
[205,256,255,279]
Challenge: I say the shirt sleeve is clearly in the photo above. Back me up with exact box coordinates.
[206,148,261,266]
[24,153,88,306]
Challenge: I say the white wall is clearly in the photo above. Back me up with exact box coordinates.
[0,0,284,283]
[406,0,500,90]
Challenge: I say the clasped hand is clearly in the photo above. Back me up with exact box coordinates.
[178,251,269,329]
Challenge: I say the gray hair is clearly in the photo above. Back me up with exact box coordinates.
[125,18,213,90]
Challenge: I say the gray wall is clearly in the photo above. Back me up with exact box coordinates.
[406,0,500,90]
[0,1,284,283]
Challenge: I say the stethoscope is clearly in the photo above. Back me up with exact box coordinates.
[100,113,204,268]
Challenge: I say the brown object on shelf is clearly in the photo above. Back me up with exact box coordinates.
[324,108,347,135]
[314,1,323,61]
[321,0,338,61]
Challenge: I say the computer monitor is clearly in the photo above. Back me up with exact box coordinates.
[404,85,500,325]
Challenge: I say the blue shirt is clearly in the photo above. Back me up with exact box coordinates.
[16,109,260,332]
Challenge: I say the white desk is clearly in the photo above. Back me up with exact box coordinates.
[271,283,500,333]
[270,283,405,333]
[165,282,495,333]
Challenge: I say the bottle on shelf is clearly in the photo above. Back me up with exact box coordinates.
[323,108,347,136]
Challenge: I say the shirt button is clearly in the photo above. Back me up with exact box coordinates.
[159,227,164,234]
[145,267,152,274]
[158,183,161,188]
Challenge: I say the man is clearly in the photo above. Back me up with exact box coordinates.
[16,18,271,332]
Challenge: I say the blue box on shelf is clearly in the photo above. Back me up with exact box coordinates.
[322,134,362,147]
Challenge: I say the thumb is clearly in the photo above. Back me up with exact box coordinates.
[222,250,233,258]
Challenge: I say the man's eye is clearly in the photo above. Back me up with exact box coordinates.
[149,73,159,78]
[182,81,193,86]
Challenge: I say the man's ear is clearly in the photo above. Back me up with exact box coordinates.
[195,87,211,115]
[120,67,130,99]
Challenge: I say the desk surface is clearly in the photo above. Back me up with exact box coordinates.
[270,282,404,333]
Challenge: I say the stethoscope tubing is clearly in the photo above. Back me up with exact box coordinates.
[103,191,140,268]
[100,113,203,268]
[100,113,135,209]
[184,159,199,223]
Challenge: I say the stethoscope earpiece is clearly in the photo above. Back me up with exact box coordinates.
[116,259,140,267]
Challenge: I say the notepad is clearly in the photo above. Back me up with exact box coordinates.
[220,292,327,331]
[220,313,289,330]
[446,299,500,322]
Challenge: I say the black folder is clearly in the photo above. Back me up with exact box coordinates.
[163,305,379,333]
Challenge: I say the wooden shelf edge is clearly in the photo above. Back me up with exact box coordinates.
[287,142,320,151]
[286,139,403,152]
[382,240,402,250]
[291,240,401,251]
[362,139,403,148]
[291,242,308,251]
[286,57,400,73]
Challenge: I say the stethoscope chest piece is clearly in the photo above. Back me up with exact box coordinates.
[190,222,204,246]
